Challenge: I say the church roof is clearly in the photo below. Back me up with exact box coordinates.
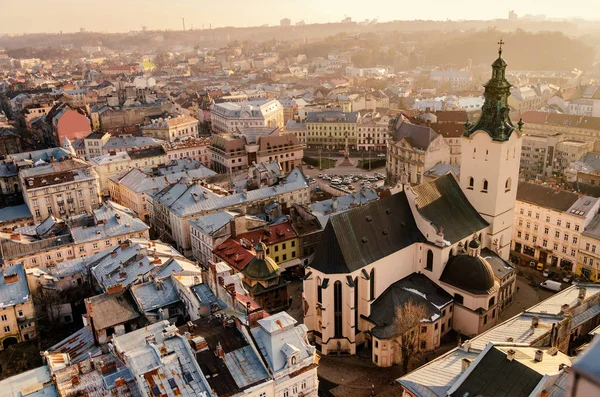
[412,174,489,244]
[310,192,425,274]
[440,254,498,295]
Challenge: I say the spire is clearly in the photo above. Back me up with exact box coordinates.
[464,41,523,141]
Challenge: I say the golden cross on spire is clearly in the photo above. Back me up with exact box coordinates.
[498,38,505,57]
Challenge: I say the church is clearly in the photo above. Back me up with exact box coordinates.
[302,45,523,367]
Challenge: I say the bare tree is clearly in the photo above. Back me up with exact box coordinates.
[392,301,428,374]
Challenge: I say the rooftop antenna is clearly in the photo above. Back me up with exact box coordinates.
[180,17,186,31]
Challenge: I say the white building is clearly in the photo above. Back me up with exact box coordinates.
[210,100,284,133]
[141,115,199,142]
[512,182,600,271]
[303,48,523,362]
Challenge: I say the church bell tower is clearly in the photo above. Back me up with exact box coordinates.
[459,41,523,260]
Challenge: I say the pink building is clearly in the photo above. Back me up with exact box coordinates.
[53,108,92,143]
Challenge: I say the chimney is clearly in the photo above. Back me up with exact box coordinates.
[531,316,539,328]
[215,342,225,359]
[461,358,471,372]
[120,242,130,250]
[578,287,587,303]
[461,340,471,352]
[507,349,516,361]
[535,349,544,362]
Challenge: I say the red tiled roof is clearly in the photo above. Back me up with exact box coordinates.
[213,239,254,271]
[236,222,298,246]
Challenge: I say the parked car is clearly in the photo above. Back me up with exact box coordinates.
[347,185,355,191]
[536,263,544,271]
[563,275,573,283]
[377,153,386,158]
[543,270,550,277]
[318,173,324,178]
[331,178,342,185]
[308,165,314,169]
[540,280,562,292]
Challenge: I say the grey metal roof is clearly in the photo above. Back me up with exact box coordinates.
[189,211,237,235]
[47,326,102,363]
[152,168,308,217]
[86,290,140,330]
[0,366,58,397]
[516,182,581,212]
[481,248,515,280]
[305,111,358,123]
[572,336,600,387]
[392,120,438,150]
[251,312,314,375]
[311,191,425,274]
[0,204,31,223]
[71,201,148,245]
[0,264,30,309]
[131,277,181,314]
[583,213,600,239]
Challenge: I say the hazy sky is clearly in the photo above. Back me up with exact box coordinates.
[1,0,597,34]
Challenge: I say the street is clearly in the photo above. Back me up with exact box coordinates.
[302,156,387,192]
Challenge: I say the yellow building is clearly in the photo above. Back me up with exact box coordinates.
[305,111,359,150]
[577,214,600,282]
[0,264,36,350]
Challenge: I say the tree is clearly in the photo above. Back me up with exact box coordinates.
[392,301,428,374]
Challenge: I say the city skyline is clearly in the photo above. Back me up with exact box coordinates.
[2,0,600,34]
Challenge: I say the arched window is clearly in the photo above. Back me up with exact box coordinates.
[317,277,322,305]
[454,293,464,305]
[334,281,343,337]
[489,297,495,308]
[370,268,375,301]
[482,179,488,192]
[426,250,433,271]
[354,277,359,331]
[505,177,512,192]
[468,177,474,189]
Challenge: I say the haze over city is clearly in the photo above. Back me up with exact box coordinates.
[2,3,600,397]
[2,0,600,33]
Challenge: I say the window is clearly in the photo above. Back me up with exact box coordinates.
[317,278,322,304]
[105,240,111,246]
[554,243,559,250]
[468,177,474,189]
[489,297,495,307]
[546,216,551,222]
[557,220,562,227]
[575,225,580,231]
[442,323,445,332]
[370,269,375,300]
[0,315,6,321]
[283,388,289,397]
[275,245,279,252]
[302,380,307,390]
[282,243,286,250]
[426,250,433,271]
[544,227,549,234]
[543,240,548,247]
[482,179,488,192]
[421,326,427,333]
[566,222,571,229]
[334,281,343,337]
[505,178,512,192]
[421,340,427,349]
[564,234,569,241]
[283,254,287,261]
[483,315,488,325]
[555,231,560,238]
[3,326,9,332]
[573,237,578,244]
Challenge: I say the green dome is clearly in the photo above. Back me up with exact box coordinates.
[244,243,280,280]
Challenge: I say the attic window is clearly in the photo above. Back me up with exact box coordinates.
[362,237,368,243]
[366,216,373,222]
[382,230,388,236]
[385,208,392,215]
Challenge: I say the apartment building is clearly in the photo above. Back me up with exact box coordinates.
[0,201,149,269]
[149,168,310,256]
[520,133,594,180]
[20,158,101,223]
[209,129,303,174]
[387,119,450,185]
[210,99,284,133]
[0,264,36,350]
[83,132,164,160]
[108,164,216,222]
[305,111,359,150]
[512,182,600,271]
[521,112,600,151]
[163,136,211,167]
[357,120,388,152]
[577,214,600,282]
[89,147,167,196]
[141,115,199,142]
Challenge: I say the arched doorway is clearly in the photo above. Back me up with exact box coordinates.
[2,337,18,349]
